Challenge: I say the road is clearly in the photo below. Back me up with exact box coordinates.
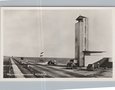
[11,58,87,78]
[9,58,112,78]
[10,58,25,78]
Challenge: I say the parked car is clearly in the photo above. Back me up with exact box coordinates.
[87,64,94,71]
[66,59,78,69]
[47,60,57,65]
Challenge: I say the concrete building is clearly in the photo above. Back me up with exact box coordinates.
[75,16,88,67]
[75,15,109,67]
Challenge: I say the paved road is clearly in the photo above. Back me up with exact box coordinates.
[12,58,85,78]
[10,58,25,78]
[12,58,112,78]
[34,64,88,77]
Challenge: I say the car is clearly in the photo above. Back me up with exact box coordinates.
[47,60,57,65]
[66,59,78,69]
[87,64,94,71]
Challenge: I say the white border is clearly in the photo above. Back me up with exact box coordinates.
[0,7,3,79]
[0,7,115,81]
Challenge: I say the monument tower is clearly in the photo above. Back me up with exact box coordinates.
[75,16,104,67]
[75,16,88,67]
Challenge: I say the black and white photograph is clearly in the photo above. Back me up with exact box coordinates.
[2,7,113,78]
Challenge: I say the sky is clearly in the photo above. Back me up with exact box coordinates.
[3,8,112,58]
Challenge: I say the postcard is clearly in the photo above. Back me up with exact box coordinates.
[0,7,114,81]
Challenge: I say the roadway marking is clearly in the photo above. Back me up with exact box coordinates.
[10,58,25,78]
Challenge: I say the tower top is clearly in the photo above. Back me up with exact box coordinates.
[76,15,86,22]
